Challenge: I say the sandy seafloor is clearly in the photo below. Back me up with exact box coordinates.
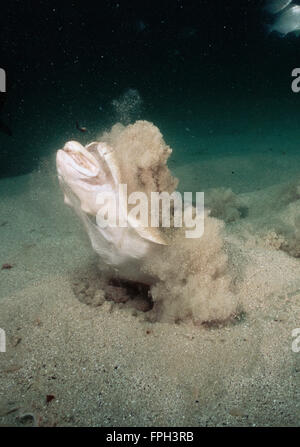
[0,124,300,427]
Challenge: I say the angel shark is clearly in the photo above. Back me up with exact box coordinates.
[0,93,12,136]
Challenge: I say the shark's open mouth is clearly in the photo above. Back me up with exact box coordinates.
[64,149,95,173]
